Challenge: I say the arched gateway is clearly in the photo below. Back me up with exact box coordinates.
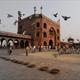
[18,13,60,50]
[48,27,56,49]
[49,40,53,49]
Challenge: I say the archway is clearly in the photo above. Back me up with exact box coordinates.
[25,41,29,47]
[49,27,55,36]
[8,39,14,47]
[20,40,24,48]
[49,27,56,48]
[1,38,7,48]
[49,40,53,49]
[14,40,19,48]
[43,41,47,49]
[43,41,47,46]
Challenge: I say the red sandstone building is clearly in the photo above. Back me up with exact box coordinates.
[18,13,60,49]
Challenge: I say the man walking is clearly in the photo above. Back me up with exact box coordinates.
[9,46,12,55]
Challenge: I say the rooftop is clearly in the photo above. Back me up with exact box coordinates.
[0,31,31,39]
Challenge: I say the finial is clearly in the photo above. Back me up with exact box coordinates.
[18,11,22,20]
[40,6,43,14]
[34,6,36,14]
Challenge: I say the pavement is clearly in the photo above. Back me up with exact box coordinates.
[0,58,56,80]
[0,49,80,80]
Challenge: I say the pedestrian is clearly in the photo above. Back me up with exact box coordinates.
[39,46,41,51]
[25,46,28,56]
[9,46,12,55]
[32,46,36,53]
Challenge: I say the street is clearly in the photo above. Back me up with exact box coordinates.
[0,49,80,80]
[0,59,54,80]
[0,48,25,55]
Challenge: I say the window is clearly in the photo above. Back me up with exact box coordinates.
[57,36,59,40]
[57,29,59,34]
[43,23,47,29]
[36,22,40,27]
[44,41,47,46]
[49,28,54,35]
[57,43,59,46]
[43,32,47,37]
[36,32,40,37]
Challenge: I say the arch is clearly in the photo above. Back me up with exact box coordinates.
[20,40,24,48]
[49,40,53,49]
[36,32,40,37]
[49,27,55,36]
[36,22,40,27]
[43,23,47,29]
[43,41,47,46]
[43,32,47,37]
[8,39,14,47]
[14,40,19,48]
[49,27,56,48]
[25,41,29,47]
[1,38,7,48]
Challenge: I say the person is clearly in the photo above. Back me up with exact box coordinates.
[8,46,12,55]
[39,46,41,51]
[25,46,28,56]
[32,46,36,53]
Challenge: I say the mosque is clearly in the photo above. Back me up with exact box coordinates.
[18,7,60,49]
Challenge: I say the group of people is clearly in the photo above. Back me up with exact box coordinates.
[58,47,80,55]
[7,43,80,56]
[7,46,29,56]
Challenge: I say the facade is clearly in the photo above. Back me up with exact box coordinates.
[60,41,70,48]
[0,31,31,48]
[18,14,60,49]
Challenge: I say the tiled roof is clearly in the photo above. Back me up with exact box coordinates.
[0,31,31,39]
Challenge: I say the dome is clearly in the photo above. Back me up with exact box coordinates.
[68,37,74,42]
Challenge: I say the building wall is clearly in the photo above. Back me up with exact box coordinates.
[18,14,60,49]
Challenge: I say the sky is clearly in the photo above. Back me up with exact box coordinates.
[0,0,80,42]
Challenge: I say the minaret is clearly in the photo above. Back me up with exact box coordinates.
[17,11,22,34]
[34,6,36,15]
[18,11,22,21]
[40,6,43,14]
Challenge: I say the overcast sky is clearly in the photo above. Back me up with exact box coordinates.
[0,0,80,42]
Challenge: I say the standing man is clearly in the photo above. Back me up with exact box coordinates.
[25,46,28,56]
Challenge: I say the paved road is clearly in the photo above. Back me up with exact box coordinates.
[0,58,55,80]
[0,48,25,55]
[0,49,80,80]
